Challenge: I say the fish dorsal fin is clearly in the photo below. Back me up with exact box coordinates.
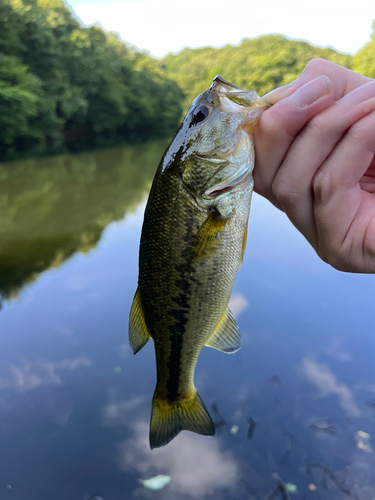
[129,287,152,354]
[205,308,242,353]
[192,209,227,262]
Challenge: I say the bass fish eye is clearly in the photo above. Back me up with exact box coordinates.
[192,105,209,124]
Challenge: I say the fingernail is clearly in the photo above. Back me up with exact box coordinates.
[263,79,298,101]
[289,76,331,108]
[339,81,375,105]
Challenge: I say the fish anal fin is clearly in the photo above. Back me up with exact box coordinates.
[128,287,151,354]
[205,308,242,353]
[192,209,227,262]
[149,390,215,449]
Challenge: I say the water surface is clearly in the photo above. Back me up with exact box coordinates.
[0,142,374,500]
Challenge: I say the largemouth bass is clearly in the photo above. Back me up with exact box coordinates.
[129,75,269,449]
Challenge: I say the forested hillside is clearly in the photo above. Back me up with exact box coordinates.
[157,22,375,113]
[0,0,183,157]
[157,35,353,112]
[1,0,374,159]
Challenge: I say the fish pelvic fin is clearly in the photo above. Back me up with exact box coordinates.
[128,287,151,354]
[149,390,215,449]
[205,307,242,353]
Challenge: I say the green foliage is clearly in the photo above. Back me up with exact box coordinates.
[353,21,375,78]
[1,0,372,157]
[0,0,183,156]
[158,34,353,113]
[0,55,43,144]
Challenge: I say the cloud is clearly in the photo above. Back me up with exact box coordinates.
[228,293,248,319]
[0,356,92,392]
[119,422,239,498]
[323,338,352,362]
[301,357,361,418]
[103,395,146,426]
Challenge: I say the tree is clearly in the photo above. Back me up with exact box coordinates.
[353,20,375,78]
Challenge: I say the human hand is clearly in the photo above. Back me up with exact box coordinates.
[254,58,375,273]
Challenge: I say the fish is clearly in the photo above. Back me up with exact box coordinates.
[129,75,270,449]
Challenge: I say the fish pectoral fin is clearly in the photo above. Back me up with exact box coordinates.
[205,307,242,353]
[128,287,151,355]
[149,390,215,449]
[192,209,227,262]
[239,220,248,270]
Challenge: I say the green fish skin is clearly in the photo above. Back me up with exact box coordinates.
[129,75,270,449]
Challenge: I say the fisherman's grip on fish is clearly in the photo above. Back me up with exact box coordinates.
[129,76,270,449]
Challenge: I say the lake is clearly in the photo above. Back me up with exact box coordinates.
[0,141,374,500]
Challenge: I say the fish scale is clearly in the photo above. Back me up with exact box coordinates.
[129,75,270,448]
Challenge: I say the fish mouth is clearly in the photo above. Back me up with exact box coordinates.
[203,167,252,199]
[211,75,271,112]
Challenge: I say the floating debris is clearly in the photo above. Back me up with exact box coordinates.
[247,417,256,439]
[285,483,297,494]
[271,473,292,499]
[355,430,373,453]
[241,473,294,500]
[230,425,239,435]
[211,400,226,431]
[270,375,283,387]
[306,462,351,495]
[113,367,122,374]
[139,475,171,491]
[308,484,317,491]
[309,418,336,435]
[279,430,298,466]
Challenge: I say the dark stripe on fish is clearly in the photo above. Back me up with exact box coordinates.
[166,232,195,403]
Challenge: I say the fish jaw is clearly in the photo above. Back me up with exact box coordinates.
[200,130,254,202]
[210,74,271,135]
[177,76,269,201]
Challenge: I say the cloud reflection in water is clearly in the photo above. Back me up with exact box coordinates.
[119,421,239,498]
[0,356,92,392]
[301,357,361,418]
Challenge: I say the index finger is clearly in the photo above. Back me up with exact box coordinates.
[264,59,372,104]
[253,75,335,206]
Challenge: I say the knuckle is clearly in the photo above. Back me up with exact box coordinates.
[304,113,328,136]
[316,233,348,271]
[312,166,334,204]
[303,58,332,76]
[347,120,366,144]
[271,174,298,207]
[257,111,282,141]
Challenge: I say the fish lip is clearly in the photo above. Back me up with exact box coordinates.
[203,168,253,199]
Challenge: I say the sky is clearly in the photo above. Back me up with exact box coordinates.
[66,0,375,59]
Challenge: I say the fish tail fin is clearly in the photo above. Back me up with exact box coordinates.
[149,389,215,449]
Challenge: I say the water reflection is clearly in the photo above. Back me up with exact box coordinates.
[301,357,361,417]
[0,356,92,392]
[0,139,169,299]
[0,144,374,499]
[120,422,239,499]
